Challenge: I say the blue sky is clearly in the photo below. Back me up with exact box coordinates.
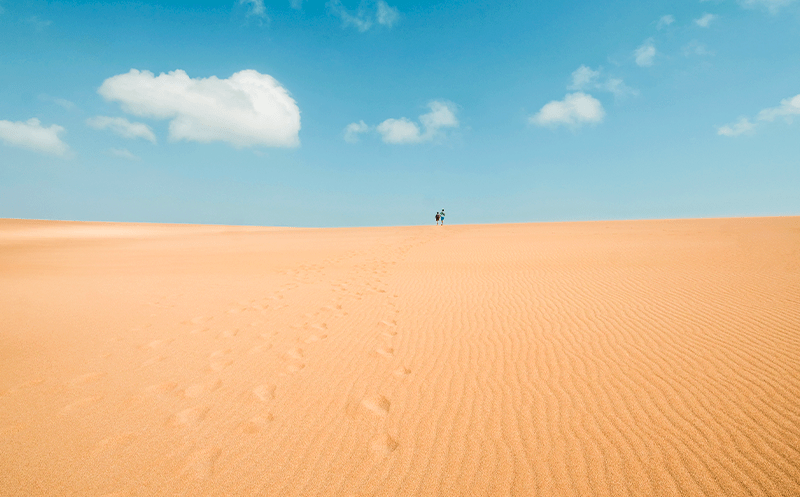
[1,0,798,227]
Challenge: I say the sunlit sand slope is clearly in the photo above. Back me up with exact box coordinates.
[1,217,799,496]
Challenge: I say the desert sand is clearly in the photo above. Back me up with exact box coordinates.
[1,217,799,496]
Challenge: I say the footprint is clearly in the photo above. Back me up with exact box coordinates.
[311,323,328,331]
[361,395,390,417]
[393,367,411,377]
[378,320,396,328]
[369,433,399,456]
[181,447,222,480]
[241,414,274,434]
[190,316,212,325]
[376,347,394,358]
[184,379,222,399]
[218,329,238,338]
[253,384,276,402]
[381,330,397,338]
[286,363,305,374]
[67,372,106,388]
[304,334,327,344]
[248,344,272,354]
[168,406,209,427]
[285,348,304,360]
[208,350,233,371]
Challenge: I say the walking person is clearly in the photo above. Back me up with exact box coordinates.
[435,211,440,225]
[440,209,445,226]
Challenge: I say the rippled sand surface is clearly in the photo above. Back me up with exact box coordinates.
[1,217,799,496]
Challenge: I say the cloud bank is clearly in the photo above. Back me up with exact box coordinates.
[98,69,300,148]
[327,0,399,32]
[0,118,69,156]
[87,116,157,143]
[529,92,605,128]
[376,101,458,144]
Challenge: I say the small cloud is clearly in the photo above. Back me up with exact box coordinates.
[375,100,459,144]
[568,65,638,99]
[240,0,266,18]
[377,118,421,143]
[108,148,140,160]
[343,120,369,143]
[656,15,675,29]
[39,94,78,110]
[739,0,796,14]
[717,117,755,136]
[86,116,157,143]
[529,92,605,128]
[327,0,400,31]
[0,117,69,156]
[683,40,715,57]
[97,69,301,148]
[757,93,800,122]
[634,39,656,67]
[376,0,399,27]
[27,15,52,31]
[568,65,600,90]
[694,13,717,27]
[290,0,304,9]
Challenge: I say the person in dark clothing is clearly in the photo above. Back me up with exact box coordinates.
[435,212,441,225]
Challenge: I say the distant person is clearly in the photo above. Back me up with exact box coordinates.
[440,209,445,226]
[435,212,440,225]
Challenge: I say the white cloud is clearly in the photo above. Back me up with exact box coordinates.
[98,69,300,148]
[757,94,800,122]
[87,116,157,143]
[376,100,459,144]
[39,94,78,110]
[529,92,605,128]
[718,93,800,136]
[694,13,717,27]
[377,118,421,143]
[657,15,675,29]
[717,117,755,136]
[108,148,140,160]
[240,0,266,18]
[0,118,69,156]
[327,0,400,31]
[290,0,304,9]
[739,0,796,14]
[634,39,656,67]
[344,120,369,143]
[568,65,637,99]
[568,65,600,90]
[376,0,400,27]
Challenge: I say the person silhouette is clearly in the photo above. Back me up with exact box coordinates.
[440,209,445,226]
[435,212,440,225]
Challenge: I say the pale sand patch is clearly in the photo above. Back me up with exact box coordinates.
[1,217,800,496]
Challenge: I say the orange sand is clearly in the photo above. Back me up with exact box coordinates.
[1,217,799,496]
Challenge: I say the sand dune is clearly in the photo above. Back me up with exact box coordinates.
[1,217,799,496]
